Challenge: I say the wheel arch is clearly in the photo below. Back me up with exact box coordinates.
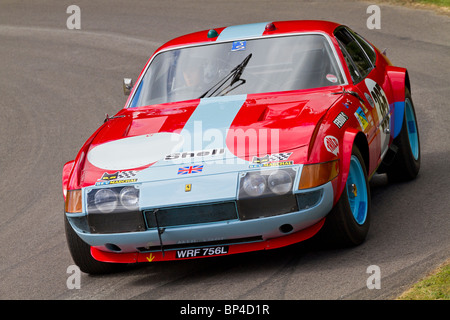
[335,128,369,205]
[386,66,409,139]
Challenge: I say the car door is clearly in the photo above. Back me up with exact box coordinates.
[334,27,391,165]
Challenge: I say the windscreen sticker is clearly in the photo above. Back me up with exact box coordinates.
[326,74,338,83]
[231,41,246,51]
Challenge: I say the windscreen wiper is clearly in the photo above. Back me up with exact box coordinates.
[198,53,252,99]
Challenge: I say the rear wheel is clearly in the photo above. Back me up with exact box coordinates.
[65,217,125,274]
[386,88,420,182]
[321,146,371,247]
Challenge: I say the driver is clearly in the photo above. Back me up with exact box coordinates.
[183,63,204,88]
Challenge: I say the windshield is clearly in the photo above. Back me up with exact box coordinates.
[129,34,344,108]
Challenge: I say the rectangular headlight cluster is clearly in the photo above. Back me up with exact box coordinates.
[238,168,297,199]
[85,185,145,234]
[237,168,298,220]
[86,185,140,214]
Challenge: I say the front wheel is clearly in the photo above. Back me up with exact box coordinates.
[65,217,125,274]
[320,146,371,247]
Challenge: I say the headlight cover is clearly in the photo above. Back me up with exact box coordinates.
[239,168,297,199]
[87,185,140,214]
[237,168,298,220]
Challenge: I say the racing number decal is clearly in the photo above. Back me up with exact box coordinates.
[365,78,390,156]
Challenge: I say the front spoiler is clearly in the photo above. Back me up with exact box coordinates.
[91,218,325,263]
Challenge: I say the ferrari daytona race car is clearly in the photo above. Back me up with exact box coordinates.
[63,20,420,274]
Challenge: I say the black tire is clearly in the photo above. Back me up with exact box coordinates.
[320,146,371,247]
[65,216,125,275]
[386,88,420,182]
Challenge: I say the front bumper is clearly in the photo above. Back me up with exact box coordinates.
[90,218,326,263]
[66,174,334,262]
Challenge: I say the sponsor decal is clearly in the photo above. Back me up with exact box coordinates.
[354,107,369,131]
[333,112,349,129]
[165,148,225,161]
[324,135,339,156]
[365,92,374,108]
[178,165,204,175]
[251,153,292,164]
[365,78,391,155]
[365,79,390,131]
[95,170,138,186]
[99,171,138,181]
[251,161,293,168]
[249,153,293,168]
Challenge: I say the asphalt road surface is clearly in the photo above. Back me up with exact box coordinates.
[0,0,449,301]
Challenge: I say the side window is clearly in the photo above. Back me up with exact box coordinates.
[339,46,360,83]
[349,30,377,66]
[334,28,373,83]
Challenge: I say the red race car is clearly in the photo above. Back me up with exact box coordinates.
[63,20,420,274]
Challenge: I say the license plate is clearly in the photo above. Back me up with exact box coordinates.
[176,246,229,259]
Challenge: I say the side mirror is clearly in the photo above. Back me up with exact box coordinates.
[123,78,133,96]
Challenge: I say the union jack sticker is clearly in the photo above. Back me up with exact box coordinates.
[178,165,204,175]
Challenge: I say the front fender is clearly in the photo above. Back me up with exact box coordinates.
[62,160,75,200]
[386,66,408,139]
[335,128,367,206]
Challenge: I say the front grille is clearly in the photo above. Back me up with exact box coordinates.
[144,201,238,228]
[237,194,298,220]
[88,211,146,234]
[76,189,322,234]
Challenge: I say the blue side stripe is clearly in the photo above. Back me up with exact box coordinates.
[217,22,269,41]
[392,101,405,138]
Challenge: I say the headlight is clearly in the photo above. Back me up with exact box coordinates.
[87,186,140,214]
[239,168,296,199]
[268,170,293,195]
[242,172,266,197]
[94,189,118,213]
[119,186,139,210]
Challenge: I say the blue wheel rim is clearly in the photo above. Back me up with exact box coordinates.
[346,155,368,225]
[405,98,419,160]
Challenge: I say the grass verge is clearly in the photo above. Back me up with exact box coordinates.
[397,259,450,300]
[367,0,450,15]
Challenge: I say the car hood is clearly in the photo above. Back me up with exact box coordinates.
[77,90,340,187]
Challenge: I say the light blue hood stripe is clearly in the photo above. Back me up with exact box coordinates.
[134,95,249,208]
[217,22,268,41]
[139,94,248,181]
[180,94,247,151]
